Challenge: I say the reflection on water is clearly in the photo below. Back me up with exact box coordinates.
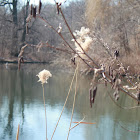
[0,64,140,140]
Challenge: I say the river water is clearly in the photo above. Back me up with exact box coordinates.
[0,64,140,140]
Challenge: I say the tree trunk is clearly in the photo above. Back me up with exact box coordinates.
[21,1,29,44]
[11,0,18,57]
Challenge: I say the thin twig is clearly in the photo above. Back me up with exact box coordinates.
[70,116,85,131]
[38,15,140,103]
[59,8,99,67]
[37,15,95,70]
[51,66,78,140]
[119,87,140,103]
[94,32,139,92]
[30,10,139,105]
[116,58,139,92]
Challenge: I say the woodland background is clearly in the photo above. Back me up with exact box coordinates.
[0,0,139,73]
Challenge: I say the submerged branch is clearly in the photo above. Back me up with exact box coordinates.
[116,121,140,133]
[108,91,140,109]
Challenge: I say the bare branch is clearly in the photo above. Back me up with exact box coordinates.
[0,1,13,6]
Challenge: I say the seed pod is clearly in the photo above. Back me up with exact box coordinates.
[30,4,33,15]
[110,68,114,79]
[89,88,92,108]
[56,2,59,14]
[136,91,140,105]
[33,6,36,18]
[113,89,118,98]
[136,92,140,101]
[115,94,120,101]
[56,2,61,15]
[114,78,121,90]
[38,0,42,14]
[71,57,75,65]
[92,86,97,103]
[109,66,111,76]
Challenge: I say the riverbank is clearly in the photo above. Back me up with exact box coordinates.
[0,52,140,76]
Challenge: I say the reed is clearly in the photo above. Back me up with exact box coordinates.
[51,65,78,140]
[67,64,78,140]
[37,69,52,140]
[16,124,20,140]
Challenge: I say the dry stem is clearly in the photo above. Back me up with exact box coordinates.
[67,64,78,140]
[51,66,78,140]
[42,84,48,140]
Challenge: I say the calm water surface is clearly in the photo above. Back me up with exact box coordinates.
[0,64,140,140]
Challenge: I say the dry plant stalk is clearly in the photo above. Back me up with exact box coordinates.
[67,64,78,140]
[37,69,52,140]
[70,116,85,131]
[16,124,20,140]
[51,66,78,140]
